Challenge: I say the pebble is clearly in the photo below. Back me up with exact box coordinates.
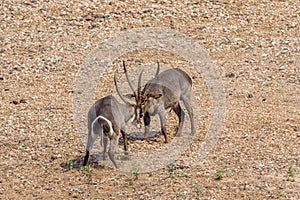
[225,73,235,78]
[84,15,93,21]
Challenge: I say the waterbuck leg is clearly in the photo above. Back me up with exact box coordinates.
[102,134,108,161]
[181,97,195,136]
[108,133,119,169]
[143,112,151,141]
[83,125,99,166]
[83,150,90,166]
[120,129,129,151]
[172,103,185,137]
[158,110,168,143]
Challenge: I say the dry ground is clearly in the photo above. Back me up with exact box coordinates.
[0,0,299,199]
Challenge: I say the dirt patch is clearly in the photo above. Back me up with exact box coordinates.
[0,0,299,199]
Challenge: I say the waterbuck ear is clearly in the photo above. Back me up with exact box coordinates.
[148,93,162,99]
[123,94,136,99]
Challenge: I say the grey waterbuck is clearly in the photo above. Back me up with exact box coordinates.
[83,72,139,168]
[124,63,195,143]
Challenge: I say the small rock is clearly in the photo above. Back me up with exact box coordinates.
[20,99,26,103]
[225,73,235,78]
[241,135,249,139]
[50,156,57,161]
[45,185,54,190]
[12,100,19,105]
[100,14,109,19]
[0,49,5,53]
[0,77,3,80]
[143,9,151,14]
[247,94,253,98]
[84,15,93,21]
[40,8,47,12]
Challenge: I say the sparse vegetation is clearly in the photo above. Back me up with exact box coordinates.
[130,163,141,180]
[287,164,295,182]
[81,165,93,175]
[215,167,224,180]
[65,129,71,139]
[194,183,202,199]
[124,178,133,186]
[66,159,74,171]
[167,161,179,178]
[81,165,93,183]
[191,181,202,200]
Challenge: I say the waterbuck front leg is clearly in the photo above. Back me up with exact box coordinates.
[172,102,185,137]
[143,111,151,142]
[120,129,129,152]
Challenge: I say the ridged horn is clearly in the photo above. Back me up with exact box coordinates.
[114,73,131,105]
[155,61,160,77]
[123,61,136,97]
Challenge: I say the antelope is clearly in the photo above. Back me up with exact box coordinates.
[125,63,195,143]
[83,69,140,168]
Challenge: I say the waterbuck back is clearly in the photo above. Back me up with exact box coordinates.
[142,68,192,108]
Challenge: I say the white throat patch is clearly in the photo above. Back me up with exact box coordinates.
[129,113,136,123]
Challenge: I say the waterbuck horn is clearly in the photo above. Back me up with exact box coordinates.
[123,61,136,96]
[155,61,160,77]
[114,73,131,105]
[137,69,144,100]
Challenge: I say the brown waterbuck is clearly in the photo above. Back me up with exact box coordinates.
[124,62,195,143]
[83,72,139,168]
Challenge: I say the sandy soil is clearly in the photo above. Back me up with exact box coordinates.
[0,0,299,199]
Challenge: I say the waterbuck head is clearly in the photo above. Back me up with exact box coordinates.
[120,61,161,128]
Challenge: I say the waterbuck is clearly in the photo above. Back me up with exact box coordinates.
[125,64,195,143]
[83,73,139,168]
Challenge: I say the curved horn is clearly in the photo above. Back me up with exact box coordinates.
[123,61,136,96]
[114,73,131,105]
[155,61,160,77]
[137,69,144,99]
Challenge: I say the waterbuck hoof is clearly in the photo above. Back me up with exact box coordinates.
[83,159,88,166]
[83,150,90,166]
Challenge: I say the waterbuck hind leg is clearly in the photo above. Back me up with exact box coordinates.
[102,135,108,161]
[181,96,195,136]
[143,112,151,142]
[161,126,168,143]
[172,103,185,137]
[108,134,119,169]
[83,125,99,166]
[158,111,168,143]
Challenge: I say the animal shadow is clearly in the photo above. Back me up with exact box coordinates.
[60,155,105,171]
